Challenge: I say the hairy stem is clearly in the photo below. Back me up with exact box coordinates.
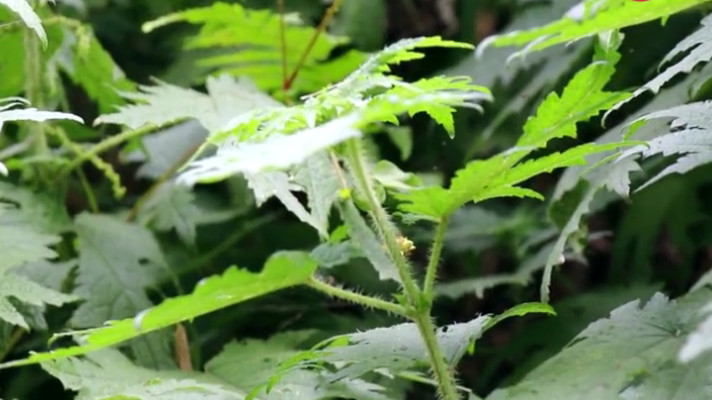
[307,277,409,317]
[423,216,449,300]
[343,138,460,400]
[63,125,155,173]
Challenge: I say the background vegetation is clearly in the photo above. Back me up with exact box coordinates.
[2,0,712,399]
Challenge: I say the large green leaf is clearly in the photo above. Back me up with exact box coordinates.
[70,214,168,328]
[0,251,317,369]
[396,33,631,221]
[488,289,712,400]
[142,2,366,93]
[42,349,244,400]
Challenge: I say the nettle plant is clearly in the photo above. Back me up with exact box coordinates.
[4,0,712,399]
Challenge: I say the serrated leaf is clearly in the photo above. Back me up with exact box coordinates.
[70,214,168,327]
[54,27,135,113]
[0,217,58,274]
[488,289,712,400]
[96,74,280,132]
[0,274,76,329]
[179,114,362,184]
[42,349,244,400]
[245,171,325,237]
[340,201,401,283]
[0,0,46,45]
[396,35,631,220]
[621,101,712,190]
[0,252,317,369]
[612,13,712,113]
[142,2,366,93]
[294,152,341,238]
[278,317,491,385]
[138,183,202,245]
[490,0,711,54]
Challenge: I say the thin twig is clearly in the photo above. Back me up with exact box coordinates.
[283,0,345,90]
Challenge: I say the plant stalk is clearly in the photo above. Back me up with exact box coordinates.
[343,138,461,400]
[23,22,48,165]
[423,216,449,300]
[308,277,409,317]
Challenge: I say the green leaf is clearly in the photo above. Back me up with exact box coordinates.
[179,114,362,185]
[56,27,136,113]
[611,13,712,113]
[0,213,59,275]
[0,0,46,45]
[0,274,77,329]
[0,252,317,369]
[206,331,316,392]
[95,74,280,132]
[42,349,244,400]
[210,331,391,400]
[517,32,630,148]
[488,289,712,400]
[142,2,366,93]
[70,213,168,327]
[489,0,712,54]
[244,171,326,237]
[340,201,401,283]
[0,99,84,130]
[294,152,341,238]
[276,317,491,386]
[396,34,631,220]
[138,183,202,245]
[486,303,556,330]
[620,101,712,190]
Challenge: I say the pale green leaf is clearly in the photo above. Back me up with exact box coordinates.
[245,171,325,237]
[294,152,341,238]
[179,114,362,184]
[42,349,244,400]
[0,216,58,274]
[70,213,168,327]
[0,0,46,45]
[96,74,280,132]
[0,252,317,369]
[138,183,202,245]
[0,273,77,329]
[278,317,491,385]
[613,13,712,112]
[622,101,712,190]
[340,201,401,283]
[488,289,712,400]
[0,102,83,131]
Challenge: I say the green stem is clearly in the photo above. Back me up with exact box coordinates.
[23,23,46,155]
[414,314,461,400]
[343,138,460,400]
[63,125,155,173]
[307,277,409,317]
[423,216,449,300]
[343,139,419,302]
[283,0,344,90]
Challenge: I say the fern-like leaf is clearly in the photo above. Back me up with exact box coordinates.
[620,101,712,190]
[142,2,366,93]
[487,0,711,55]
